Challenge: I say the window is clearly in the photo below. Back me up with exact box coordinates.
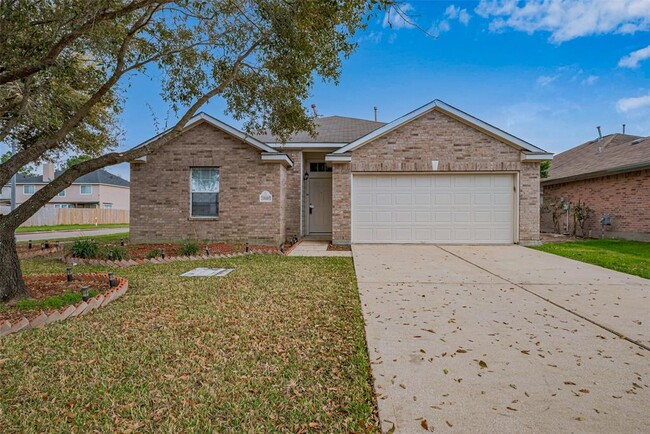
[54,204,74,209]
[309,162,332,172]
[103,203,113,209]
[57,189,66,197]
[80,185,92,195]
[23,185,35,195]
[191,168,219,217]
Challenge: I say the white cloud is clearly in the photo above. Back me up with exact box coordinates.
[537,75,559,86]
[430,4,471,37]
[445,5,460,19]
[476,0,650,42]
[458,9,471,25]
[382,3,415,30]
[582,75,599,85]
[618,44,650,68]
[617,93,650,112]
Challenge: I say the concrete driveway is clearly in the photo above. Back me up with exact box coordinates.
[354,244,649,433]
[15,227,128,242]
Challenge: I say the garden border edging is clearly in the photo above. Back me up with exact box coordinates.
[0,273,128,338]
[63,249,281,267]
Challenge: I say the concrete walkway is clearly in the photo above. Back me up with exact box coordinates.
[354,244,649,434]
[288,240,351,257]
[15,227,128,242]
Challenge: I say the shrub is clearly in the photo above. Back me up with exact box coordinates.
[180,241,199,256]
[146,249,162,259]
[105,246,128,261]
[71,239,100,258]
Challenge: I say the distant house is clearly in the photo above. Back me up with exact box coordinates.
[0,162,130,210]
[541,133,650,241]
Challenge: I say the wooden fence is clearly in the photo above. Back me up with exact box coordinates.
[0,206,129,227]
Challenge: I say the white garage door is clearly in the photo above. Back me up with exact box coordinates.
[352,174,515,244]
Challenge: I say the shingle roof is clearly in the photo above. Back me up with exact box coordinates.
[253,115,386,143]
[16,169,130,187]
[544,133,650,183]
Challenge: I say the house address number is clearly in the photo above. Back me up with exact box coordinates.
[259,191,272,203]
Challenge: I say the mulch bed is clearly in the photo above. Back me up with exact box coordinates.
[327,243,351,252]
[0,275,111,324]
[99,242,278,260]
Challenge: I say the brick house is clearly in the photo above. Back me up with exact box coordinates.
[541,133,650,241]
[130,99,551,245]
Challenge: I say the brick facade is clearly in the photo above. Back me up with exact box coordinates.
[130,122,286,245]
[332,109,541,244]
[132,109,544,246]
[541,169,650,240]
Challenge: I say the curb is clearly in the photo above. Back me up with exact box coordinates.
[0,273,128,338]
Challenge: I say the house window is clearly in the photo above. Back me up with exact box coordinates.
[309,162,332,172]
[54,204,74,209]
[57,189,66,197]
[23,185,35,195]
[80,185,92,195]
[191,167,219,217]
[103,203,113,209]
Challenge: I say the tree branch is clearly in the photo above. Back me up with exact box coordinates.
[2,37,265,230]
[0,0,166,86]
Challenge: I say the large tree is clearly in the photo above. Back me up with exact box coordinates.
[0,0,392,302]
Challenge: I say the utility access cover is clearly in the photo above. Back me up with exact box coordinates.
[180,267,234,277]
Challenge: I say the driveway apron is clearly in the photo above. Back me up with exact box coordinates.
[353,244,649,434]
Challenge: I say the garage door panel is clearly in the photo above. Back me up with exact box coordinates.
[352,174,515,244]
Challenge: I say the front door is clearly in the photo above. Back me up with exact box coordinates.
[307,162,332,234]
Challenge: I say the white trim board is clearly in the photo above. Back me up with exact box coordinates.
[335,100,549,155]
[130,112,276,154]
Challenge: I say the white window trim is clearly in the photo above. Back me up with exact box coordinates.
[57,189,66,197]
[80,185,92,195]
[190,167,220,218]
[23,185,35,195]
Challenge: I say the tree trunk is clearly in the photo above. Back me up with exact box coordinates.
[0,228,29,303]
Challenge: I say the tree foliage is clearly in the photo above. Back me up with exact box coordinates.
[0,0,392,301]
[540,160,550,178]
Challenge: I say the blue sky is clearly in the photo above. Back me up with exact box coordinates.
[12,1,650,180]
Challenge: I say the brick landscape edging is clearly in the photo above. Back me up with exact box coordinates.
[62,249,281,268]
[18,245,63,259]
[0,273,128,338]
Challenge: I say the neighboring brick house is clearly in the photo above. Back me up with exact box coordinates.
[0,163,130,210]
[130,100,551,245]
[541,133,650,241]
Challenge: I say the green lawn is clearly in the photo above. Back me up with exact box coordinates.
[0,255,377,432]
[18,232,130,244]
[533,239,650,279]
[16,223,129,233]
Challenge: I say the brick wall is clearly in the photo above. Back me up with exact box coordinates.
[130,121,286,245]
[332,163,351,244]
[284,150,302,239]
[332,109,541,244]
[541,169,650,239]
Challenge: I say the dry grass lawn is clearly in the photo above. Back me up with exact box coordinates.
[0,255,377,433]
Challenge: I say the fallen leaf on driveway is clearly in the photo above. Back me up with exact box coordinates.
[479,360,488,369]
[420,419,429,430]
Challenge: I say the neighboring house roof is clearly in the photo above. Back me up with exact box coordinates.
[253,115,386,144]
[333,99,551,158]
[16,169,130,187]
[543,133,649,185]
